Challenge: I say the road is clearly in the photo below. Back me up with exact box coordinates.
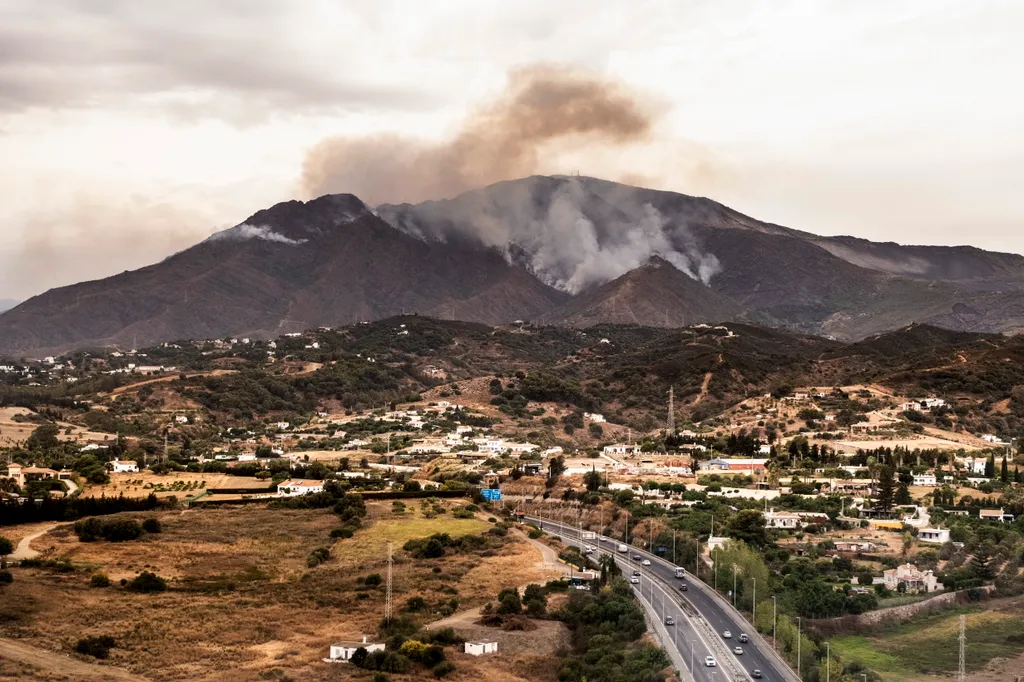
[530,516,799,682]
[10,522,62,561]
[0,637,148,681]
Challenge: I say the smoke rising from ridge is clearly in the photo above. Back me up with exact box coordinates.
[300,65,653,204]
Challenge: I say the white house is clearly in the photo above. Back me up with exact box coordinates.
[236,453,257,462]
[764,510,801,529]
[912,474,938,486]
[883,563,939,593]
[465,641,498,656]
[109,458,139,473]
[274,421,291,430]
[584,412,606,423]
[758,444,772,455]
[277,479,325,497]
[918,528,951,544]
[603,444,638,456]
[327,636,385,662]
[175,415,189,424]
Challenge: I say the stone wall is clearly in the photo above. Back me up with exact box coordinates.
[811,586,995,635]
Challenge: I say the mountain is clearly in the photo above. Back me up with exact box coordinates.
[2,175,1023,356]
[0,299,18,314]
[537,256,742,327]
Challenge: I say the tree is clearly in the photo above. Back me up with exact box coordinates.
[547,456,565,484]
[726,510,769,549]
[27,423,60,451]
[496,587,522,615]
[985,453,995,479]
[0,535,12,568]
[876,465,895,513]
[582,470,604,492]
[895,483,912,506]
[1000,455,1009,483]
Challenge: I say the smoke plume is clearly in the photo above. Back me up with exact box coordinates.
[301,65,653,204]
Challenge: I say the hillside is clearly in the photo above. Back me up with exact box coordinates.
[3,175,1024,355]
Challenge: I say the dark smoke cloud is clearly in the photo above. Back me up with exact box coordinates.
[301,65,654,203]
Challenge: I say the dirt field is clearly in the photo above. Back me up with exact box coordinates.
[0,502,558,682]
[0,407,112,447]
[79,472,270,500]
[836,435,979,452]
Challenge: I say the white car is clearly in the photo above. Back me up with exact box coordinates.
[641,559,651,566]
[630,576,640,584]
[704,656,717,667]
[722,630,732,639]
[733,646,744,655]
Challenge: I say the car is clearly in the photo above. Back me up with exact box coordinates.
[664,615,674,626]
[632,554,641,561]
[583,547,594,554]
[733,646,744,655]
[630,576,640,584]
[632,570,642,576]
[751,670,763,679]
[722,630,732,639]
[704,656,717,667]
[739,633,749,643]
[678,584,688,591]
[641,559,651,566]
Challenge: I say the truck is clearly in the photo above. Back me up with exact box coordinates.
[580,531,597,540]
[617,544,628,553]
[674,567,686,578]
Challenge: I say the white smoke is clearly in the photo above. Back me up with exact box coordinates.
[204,223,308,245]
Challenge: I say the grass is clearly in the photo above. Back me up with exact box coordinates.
[831,601,1024,681]
[332,509,490,568]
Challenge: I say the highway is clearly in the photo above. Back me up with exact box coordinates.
[528,515,799,682]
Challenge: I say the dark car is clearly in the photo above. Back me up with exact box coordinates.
[632,554,642,561]
[678,584,688,591]
[751,670,763,679]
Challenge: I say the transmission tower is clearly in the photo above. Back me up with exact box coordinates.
[958,614,966,682]
[384,542,394,624]
[667,386,675,434]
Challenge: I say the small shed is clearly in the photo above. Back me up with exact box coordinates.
[326,636,385,662]
[465,641,498,656]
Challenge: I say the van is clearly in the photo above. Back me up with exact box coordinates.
[617,544,628,552]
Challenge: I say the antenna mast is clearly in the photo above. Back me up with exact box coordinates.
[385,542,394,624]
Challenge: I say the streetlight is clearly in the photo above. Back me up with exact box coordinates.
[752,578,756,624]
[796,616,802,678]
[826,641,831,682]
[733,564,737,607]
[772,596,777,651]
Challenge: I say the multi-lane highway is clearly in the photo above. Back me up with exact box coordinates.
[529,515,799,682]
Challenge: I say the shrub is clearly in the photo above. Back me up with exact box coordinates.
[0,569,12,584]
[141,518,162,533]
[127,571,167,593]
[432,661,457,678]
[364,573,383,587]
[90,572,111,588]
[75,635,115,658]
[74,516,142,543]
[405,596,428,612]
[330,527,354,538]
[527,528,543,540]
[307,547,331,568]
[452,508,474,519]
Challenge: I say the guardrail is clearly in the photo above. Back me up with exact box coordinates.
[529,515,801,682]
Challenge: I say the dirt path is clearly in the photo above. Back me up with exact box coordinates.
[515,530,572,581]
[11,522,62,561]
[691,366,717,406]
[108,369,235,396]
[0,638,149,681]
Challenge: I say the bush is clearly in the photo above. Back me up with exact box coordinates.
[141,517,162,534]
[90,572,111,588]
[75,635,115,659]
[330,527,354,538]
[452,508,474,519]
[405,596,428,612]
[432,661,457,678]
[0,569,12,584]
[364,573,383,587]
[307,547,331,568]
[527,528,543,540]
[127,571,167,593]
[74,516,143,543]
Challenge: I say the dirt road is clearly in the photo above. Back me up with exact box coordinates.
[11,523,61,561]
[0,638,149,681]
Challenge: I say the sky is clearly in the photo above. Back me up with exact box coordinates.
[1,0,1022,300]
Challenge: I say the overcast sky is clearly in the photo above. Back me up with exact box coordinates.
[1,0,1021,300]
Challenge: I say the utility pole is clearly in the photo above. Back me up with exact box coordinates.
[772,596,777,651]
[384,542,394,625]
[826,641,831,682]
[667,386,675,433]
[752,578,756,623]
[958,614,966,682]
[733,564,737,606]
[797,617,802,678]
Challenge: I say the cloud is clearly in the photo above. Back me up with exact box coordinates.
[300,64,654,203]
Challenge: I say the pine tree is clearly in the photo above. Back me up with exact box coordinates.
[876,465,895,513]
[1001,455,1009,483]
[985,453,995,479]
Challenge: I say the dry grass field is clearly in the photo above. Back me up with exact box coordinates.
[80,472,271,500]
[0,501,559,682]
[0,406,112,448]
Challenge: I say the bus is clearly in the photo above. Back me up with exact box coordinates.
[674,567,686,579]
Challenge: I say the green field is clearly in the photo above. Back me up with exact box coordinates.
[831,601,1024,681]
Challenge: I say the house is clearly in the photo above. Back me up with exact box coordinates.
[883,563,939,593]
[327,636,385,662]
[236,453,257,462]
[979,508,1014,522]
[584,412,606,423]
[175,415,189,424]
[764,510,801,529]
[703,458,768,472]
[834,540,878,553]
[758,444,772,455]
[465,641,498,656]
[603,444,638,456]
[918,528,951,544]
[109,458,139,473]
[410,440,446,454]
[277,479,325,497]
[274,422,291,430]
[912,474,937,486]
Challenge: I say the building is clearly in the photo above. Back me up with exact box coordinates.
[109,458,139,473]
[979,508,1014,522]
[883,563,939,593]
[603,444,638,456]
[465,641,498,656]
[584,412,606,423]
[918,528,951,544]
[175,415,189,424]
[703,458,768,472]
[277,479,325,497]
[764,510,801,529]
[5,463,59,486]
[912,474,937,486]
[327,636,385,662]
